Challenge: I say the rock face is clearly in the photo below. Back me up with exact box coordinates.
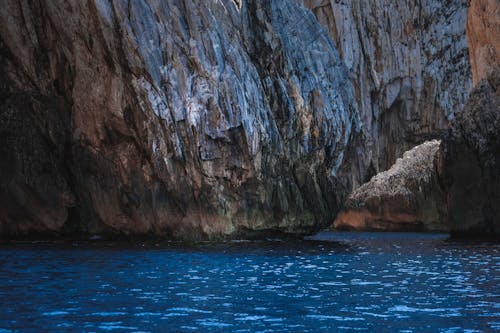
[334,140,446,232]
[466,0,500,85]
[303,0,472,171]
[440,67,500,236]
[0,0,361,239]
[437,0,500,237]
[330,0,499,236]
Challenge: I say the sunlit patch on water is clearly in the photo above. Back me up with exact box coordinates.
[0,232,498,332]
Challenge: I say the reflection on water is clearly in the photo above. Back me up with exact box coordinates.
[0,232,498,332]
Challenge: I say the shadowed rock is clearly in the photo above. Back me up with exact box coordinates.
[438,0,500,237]
[440,67,500,236]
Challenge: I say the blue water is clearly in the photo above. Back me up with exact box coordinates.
[0,232,498,332]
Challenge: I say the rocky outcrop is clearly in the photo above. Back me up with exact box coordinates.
[466,0,500,85]
[303,0,472,171]
[0,0,361,239]
[333,140,446,232]
[440,67,500,236]
[330,0,499,236]
[437,0,500,237]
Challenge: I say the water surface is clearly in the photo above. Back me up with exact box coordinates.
[0,232,498,332]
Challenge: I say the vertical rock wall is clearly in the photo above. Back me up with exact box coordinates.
[439,0,500,236]
[0,0,361,239]
[303,0,472,171]
[440,68,500,236]
[0,0,487,239]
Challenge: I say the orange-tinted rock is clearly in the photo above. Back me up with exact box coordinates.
[437,1,500,237]
[466,0,500,85]
[0,0,361,240]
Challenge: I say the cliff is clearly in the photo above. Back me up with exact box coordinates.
[303,0,471,171]
[440,68,500,236]
[439,0,500,236]
[330,0,499,236]
[0,0,361,239]
[0,0,482,240]
[333,140,446,232]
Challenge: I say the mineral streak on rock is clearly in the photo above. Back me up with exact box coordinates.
[303,0,472,171]
[0,0,361,239]
[333,140,447,232]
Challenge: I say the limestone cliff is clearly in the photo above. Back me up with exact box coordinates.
[330,0,499,235]
[333,140,446,232]
[466,0,500,85]
[0,0,361,239]
[0,0,484,240]
[439,0,500,236]
[303,0,472,171]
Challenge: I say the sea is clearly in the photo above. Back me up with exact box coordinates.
[0,232,498,332]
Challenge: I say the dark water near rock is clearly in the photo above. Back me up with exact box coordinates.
[0,232,498,332]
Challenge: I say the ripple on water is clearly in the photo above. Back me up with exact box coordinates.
[98,324,138,331]
[90,312,127,317]
[0,232,498,332]
[42,311,69,316]
[196,319,233,327]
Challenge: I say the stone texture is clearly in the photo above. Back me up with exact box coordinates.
[0,0,361,239]
[303,0,472,171]
[439,67,500,236]
[334,140,446,232]
[467,0,500,85]
[436,0,500,237]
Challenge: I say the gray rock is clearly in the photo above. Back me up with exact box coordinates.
[0,0,361,239]
[303,0,472,171]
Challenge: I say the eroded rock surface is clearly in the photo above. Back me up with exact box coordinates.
[436,0,500,237]
[303,0,472,171]
[0,0,361,239]
[467,0,500,85]
[440,68,500,236]
[334,140,447,232]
